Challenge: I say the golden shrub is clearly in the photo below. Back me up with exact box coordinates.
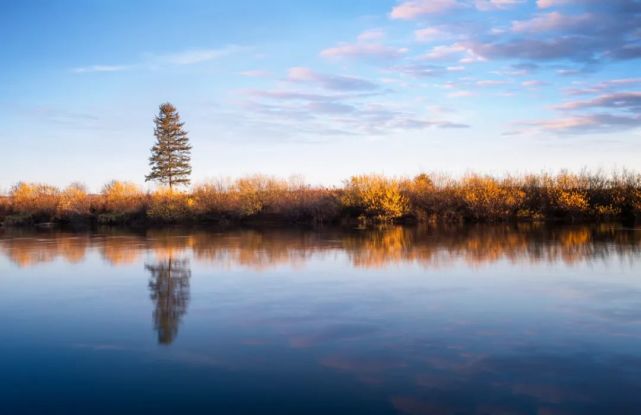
[58,183,91,216]
[343,175,409,221]
[101,181,146,214]
[458,175,525,220]
[10,182,60,216]
[553,190,590,215]
[147,188,190,222]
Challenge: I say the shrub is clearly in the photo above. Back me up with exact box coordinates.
[101,181,146,214]
[57,183,91,217]
[9,182,60,219]
[0,195,10,217]
[147,188,191,222]
[343,175,409,222]
[458,175,525,221]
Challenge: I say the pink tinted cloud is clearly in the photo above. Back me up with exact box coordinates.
[390,0,462,20]
[321,43,407,61]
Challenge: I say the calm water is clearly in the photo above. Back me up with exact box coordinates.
[1,225,641,414]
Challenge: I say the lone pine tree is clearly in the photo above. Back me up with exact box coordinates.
[145,103,192,189]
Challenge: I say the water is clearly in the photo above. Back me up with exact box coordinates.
[1,225,641,414]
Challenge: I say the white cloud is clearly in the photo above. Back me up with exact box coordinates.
[511,12,593,33]
[287,67,379,91]
[390,0,462,20]
[72,65,130,74]
[155,46,239,65]
[415,27,449,42]
[475,0,524,11]
[357,29,386,42]
[240,70,271,78]
[321,43,407,61]
[448,90,475,98]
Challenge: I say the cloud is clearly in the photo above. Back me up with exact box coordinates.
[287,67,379,91]
[554,92,641,111]
[154,46,239,65]
[423,43,484,63]
[391,63,447,78]
[475,0,525,11]
[565,78,641,95]
[476,79,508,86]
[240,70,271,78]
[357,29,386,42]
[468,36,600,63]
[415,27,449,42]
[241,82,469,136]
[522,80,548,87]
[511,12,594,33]
[518,91,641,134]
[72,45,241,75]
[448,90,475,98]
[72,65,130,74]
[521,113,641,134]
[390,0,463,19]
[321,43,407,61]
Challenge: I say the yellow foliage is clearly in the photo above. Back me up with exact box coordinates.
[459,175,525,220]
[343,175,409,221]
[147,188,190,222]
[101,181,145,214]
[10,182,60,216]
[58,183,91,216]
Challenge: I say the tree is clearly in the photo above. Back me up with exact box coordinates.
[145,103,192,189]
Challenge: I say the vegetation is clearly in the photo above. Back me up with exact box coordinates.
[145,103,192,189]
[1,171,640,227]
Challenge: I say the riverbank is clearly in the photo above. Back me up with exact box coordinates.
[2,172,640,227]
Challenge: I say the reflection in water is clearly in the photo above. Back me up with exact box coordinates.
[2,225,641,414]
[145,257,191,345]
[1,224,640,269]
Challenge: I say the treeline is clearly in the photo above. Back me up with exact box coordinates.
[1,172,640,226]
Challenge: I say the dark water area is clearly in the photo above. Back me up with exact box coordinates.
[1,224,641,414]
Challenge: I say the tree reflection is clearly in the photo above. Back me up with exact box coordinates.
[145,257,191,345]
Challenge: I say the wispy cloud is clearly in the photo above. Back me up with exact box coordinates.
[152,46,240,65]
[287,67,379,91]
[240,69,272,78]
[554,92,641,111]
[321,43,407,61]
[390,0,463,19]
[357,29,386,42]
[475,0,524,11]
[72,45,241,74]
[72,65,131,74]
[518,90,641,134]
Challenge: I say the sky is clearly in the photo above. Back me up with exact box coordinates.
[1,0,640,191]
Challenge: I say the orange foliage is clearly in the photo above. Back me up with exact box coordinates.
[1,171,641,225]
[101,181,146,214]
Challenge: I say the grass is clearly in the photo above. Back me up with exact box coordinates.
[1,171,640,226]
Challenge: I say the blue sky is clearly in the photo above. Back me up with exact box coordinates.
[1,0,640,190]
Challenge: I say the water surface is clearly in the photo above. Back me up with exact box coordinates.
[1,225,641,414]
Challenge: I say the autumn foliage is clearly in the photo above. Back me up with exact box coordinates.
[1,172,640,226]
